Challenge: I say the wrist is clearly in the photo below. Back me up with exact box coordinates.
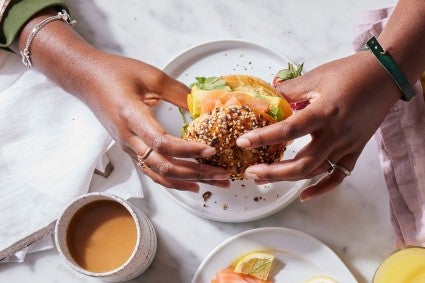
[376,0,425,87]
[356,50,402,104]
[17,9,76,68]
[14,9,58,53]
[366,36,415,102]
[16,9,102,98]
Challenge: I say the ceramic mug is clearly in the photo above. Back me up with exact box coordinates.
[55,192,157,282]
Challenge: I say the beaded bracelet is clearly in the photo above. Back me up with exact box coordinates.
[366,36,415,102]
[20,9,76,69]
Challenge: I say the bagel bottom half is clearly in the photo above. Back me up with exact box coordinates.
[182,105,286,180]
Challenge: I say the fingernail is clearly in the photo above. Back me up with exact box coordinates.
[189,186,200,193]
[212,173,230,180]
[299,195,312,203]
[236,137,251,147]
[201,147,216,157]
[244,172,259,180]
[214,182,231,189]
[299,191,313,202]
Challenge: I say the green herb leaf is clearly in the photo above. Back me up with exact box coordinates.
[189,76,231,91]
[179,107,190,136]
[181,123,189,136]
[267,106,283,122]
[276,63,304,81]
[178,107,188,124]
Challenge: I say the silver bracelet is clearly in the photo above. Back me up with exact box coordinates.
[20,9,77,68]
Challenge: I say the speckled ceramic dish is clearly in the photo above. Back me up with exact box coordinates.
[55,192,157,282]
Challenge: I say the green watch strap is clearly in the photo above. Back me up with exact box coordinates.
[366,36,416,102]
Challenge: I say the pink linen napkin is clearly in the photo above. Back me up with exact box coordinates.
[353,8,425,247]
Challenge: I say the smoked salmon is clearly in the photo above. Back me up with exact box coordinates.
[211,268,272,283]
[200,91,270,117]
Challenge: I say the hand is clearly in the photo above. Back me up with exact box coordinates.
[79,51,230,191]
[12,10,230,192]
[237,51,400,201]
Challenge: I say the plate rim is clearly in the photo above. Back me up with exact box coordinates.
[160,39,310,223]
[162,39,292,75]
[162,179,309,223]
[191,226,358,283]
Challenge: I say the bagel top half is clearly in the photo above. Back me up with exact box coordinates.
[182,75,292,179]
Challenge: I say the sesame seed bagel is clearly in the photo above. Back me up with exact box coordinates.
[183,105,286,179]
[182,75,291,179]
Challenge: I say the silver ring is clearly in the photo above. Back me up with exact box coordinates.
[326,159,351,176]
[136,147,153,170]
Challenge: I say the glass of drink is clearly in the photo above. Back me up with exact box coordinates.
[373,246,425,283]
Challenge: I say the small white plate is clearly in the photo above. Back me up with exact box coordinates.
[192,227,358,283]
[153,40,310,222]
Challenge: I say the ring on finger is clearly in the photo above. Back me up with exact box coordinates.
[326,159,351,176]
[136,159,150,170]
[136,147,153,170]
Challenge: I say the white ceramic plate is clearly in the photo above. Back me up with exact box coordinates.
[153,40,311,222]
[192,227,358,283]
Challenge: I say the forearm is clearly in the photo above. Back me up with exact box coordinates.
[378,0,425,84]
[10,9,101,103]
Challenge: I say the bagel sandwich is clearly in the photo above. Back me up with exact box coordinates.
[181,75,292,179]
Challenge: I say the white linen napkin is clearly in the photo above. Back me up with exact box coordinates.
[353,8,425,247]
[0,51,143,261]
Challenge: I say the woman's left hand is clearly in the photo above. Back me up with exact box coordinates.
[236,52,400,201]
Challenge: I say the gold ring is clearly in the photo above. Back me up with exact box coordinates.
[326,159,351,176]
[136,160,149,170]
[136,147,153,170]
[139,147,153,161]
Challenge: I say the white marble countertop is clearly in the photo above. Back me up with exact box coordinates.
[0,0,398,282]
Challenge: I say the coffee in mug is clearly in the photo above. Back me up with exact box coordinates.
[55,193,156,282]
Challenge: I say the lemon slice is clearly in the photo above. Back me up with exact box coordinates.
[233,252,275,280]
[305,275,338,283]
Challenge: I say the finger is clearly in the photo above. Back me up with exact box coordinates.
[244,135,333,181]
[298,169,345,202]
[200,180,231,188]
[254,179,273,185]
[146,153,230,180]
[130,143,229,181]
[158,76,190,109]
[298,153,358,202]
[137,164,200,192]
[251,157,332,183]
[303,158,334,179]
[126,104,216,158]
[244,161,312,182]
[125,135,229,181]
[236,104,325,148]
[246,152,333,182]
[138,66,190,109]
[275,70,321,103]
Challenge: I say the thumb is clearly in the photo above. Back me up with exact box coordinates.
[160,75,190,109]
[275,71,318,103]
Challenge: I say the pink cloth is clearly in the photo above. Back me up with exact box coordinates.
[353,8,425,247]
[352,7,392,52]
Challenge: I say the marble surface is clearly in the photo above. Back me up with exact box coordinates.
[0,0,398,282]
